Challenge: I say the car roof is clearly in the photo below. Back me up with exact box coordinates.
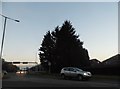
[63,67,79,69]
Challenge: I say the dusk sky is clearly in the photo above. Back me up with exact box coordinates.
[0,2,118,64]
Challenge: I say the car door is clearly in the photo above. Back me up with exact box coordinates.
[64,68,70,76]
[69,68,77,77]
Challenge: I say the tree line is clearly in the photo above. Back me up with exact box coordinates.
[2,58,19,72]
[39,20,90,73]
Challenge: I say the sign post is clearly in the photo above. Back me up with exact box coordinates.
[48,62,51,73]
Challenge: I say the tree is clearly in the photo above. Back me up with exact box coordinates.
[39,20,90,73]
[2,58,19,72]
[39,31,55,71]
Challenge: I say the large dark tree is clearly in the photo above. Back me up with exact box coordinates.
[39,21,90,73]
[39,31,55,71]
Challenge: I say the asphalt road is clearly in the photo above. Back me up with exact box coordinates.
[2,73,120,88]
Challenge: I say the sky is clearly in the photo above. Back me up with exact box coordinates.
[0,2,118,64]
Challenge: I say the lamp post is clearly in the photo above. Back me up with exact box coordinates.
[0,14,20,60]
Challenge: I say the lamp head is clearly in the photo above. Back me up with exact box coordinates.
[15,20,20,22]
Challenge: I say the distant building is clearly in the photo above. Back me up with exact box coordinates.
[90,59,102,68]
[102,54,120,67]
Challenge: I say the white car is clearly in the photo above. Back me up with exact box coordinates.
[1,70,7,78]
[60,67,92,80]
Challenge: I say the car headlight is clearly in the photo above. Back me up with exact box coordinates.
[83,73,88,75]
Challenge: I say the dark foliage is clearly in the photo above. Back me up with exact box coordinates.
[2,58,19,72]
[39,21,90,73]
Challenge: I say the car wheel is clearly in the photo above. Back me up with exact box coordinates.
[78,75,83,81]
[61,74,65,79]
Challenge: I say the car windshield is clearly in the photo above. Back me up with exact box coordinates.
[75,68,83,71]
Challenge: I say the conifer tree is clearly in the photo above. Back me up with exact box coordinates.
[39,21,90,73]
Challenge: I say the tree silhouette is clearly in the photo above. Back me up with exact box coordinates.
[2,58,19,72]
[39,20,90,73]
[39,31,55,71]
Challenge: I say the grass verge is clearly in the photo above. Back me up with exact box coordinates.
[27,71,61,79]
[27,71,120,81]
[91,74,120,81]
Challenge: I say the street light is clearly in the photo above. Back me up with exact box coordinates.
[0,14,20,60]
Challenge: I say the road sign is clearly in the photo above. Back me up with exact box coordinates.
[48,62,51,66]
[22,62,28,64]
[13,62,20,64]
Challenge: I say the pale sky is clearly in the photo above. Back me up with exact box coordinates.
[0,2,118,64]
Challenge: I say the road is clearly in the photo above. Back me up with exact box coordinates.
[2,73,120,88]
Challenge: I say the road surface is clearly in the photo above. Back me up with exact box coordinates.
[2,73,120,88]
